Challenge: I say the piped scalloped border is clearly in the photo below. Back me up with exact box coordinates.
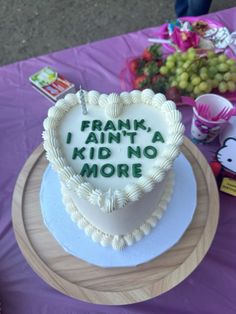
[42,89,185,213]
[61,171,174,250]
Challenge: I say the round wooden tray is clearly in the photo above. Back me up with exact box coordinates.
[12,137,219,305]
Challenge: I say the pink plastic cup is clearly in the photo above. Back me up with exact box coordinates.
[191,94,233,143]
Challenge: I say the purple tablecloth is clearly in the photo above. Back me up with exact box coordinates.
[1,8,236,314]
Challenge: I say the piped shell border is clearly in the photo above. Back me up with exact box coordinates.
[61,171,174,250]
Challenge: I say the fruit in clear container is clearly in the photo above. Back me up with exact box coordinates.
[159,48,236,96]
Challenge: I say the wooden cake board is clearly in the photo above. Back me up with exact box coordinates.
[12,137,219,305]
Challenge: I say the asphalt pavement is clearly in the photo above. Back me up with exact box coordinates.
[0,0,235,65]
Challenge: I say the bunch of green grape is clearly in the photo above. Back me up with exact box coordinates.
[159,48,236,97]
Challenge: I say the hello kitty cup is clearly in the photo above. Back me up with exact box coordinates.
[191,94,233,143]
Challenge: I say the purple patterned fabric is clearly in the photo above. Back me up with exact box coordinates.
[1,8,236,314]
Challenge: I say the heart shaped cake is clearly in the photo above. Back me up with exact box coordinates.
[43,89,184,249]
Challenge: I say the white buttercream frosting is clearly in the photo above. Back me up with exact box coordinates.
[125,183,142,202]
[68,175,84,189]
[76,182,93,198]
[156,158,172,171]
[52,156,67,170]
[163,146,180,160]
[88,90,100,106]
[48,106,64,120]
[100,235,112,247]
[71,211,80,222]
[112,236,126,250]
[43,89,184,215]
[43,117,58,130]
[130,90,142,103]
[59,166,76,183]
[105,98,124,118]
[98,94,108,108]
[88,189,103,206]
[147,216,157,227]
[140,222,152,235]
[167,133,184,146]
[64,93,78,106]
[120,91,132,105]
[166,110,182,123]
[141,89,155,105]
[100,189,115,212]
[114,190,127,208]
[55,99,72,112]
[77,216,87,229]
[151,93,166,108]
[171,123,185,134]
[138,176,155,192]
[84,224,94,236]
[107,93,121,104]
[149,168,165,182]
[161,100,176,111]
[60,171,174,250]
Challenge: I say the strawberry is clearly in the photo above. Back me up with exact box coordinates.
[210,161,222,177]
[143,44,163,61]
[133,75,150,90]
[129,58,146,76]
[129,58,139,75]
[165,86,182,102]
[142,48,153,61]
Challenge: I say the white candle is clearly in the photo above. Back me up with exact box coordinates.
[79,85,88,115]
